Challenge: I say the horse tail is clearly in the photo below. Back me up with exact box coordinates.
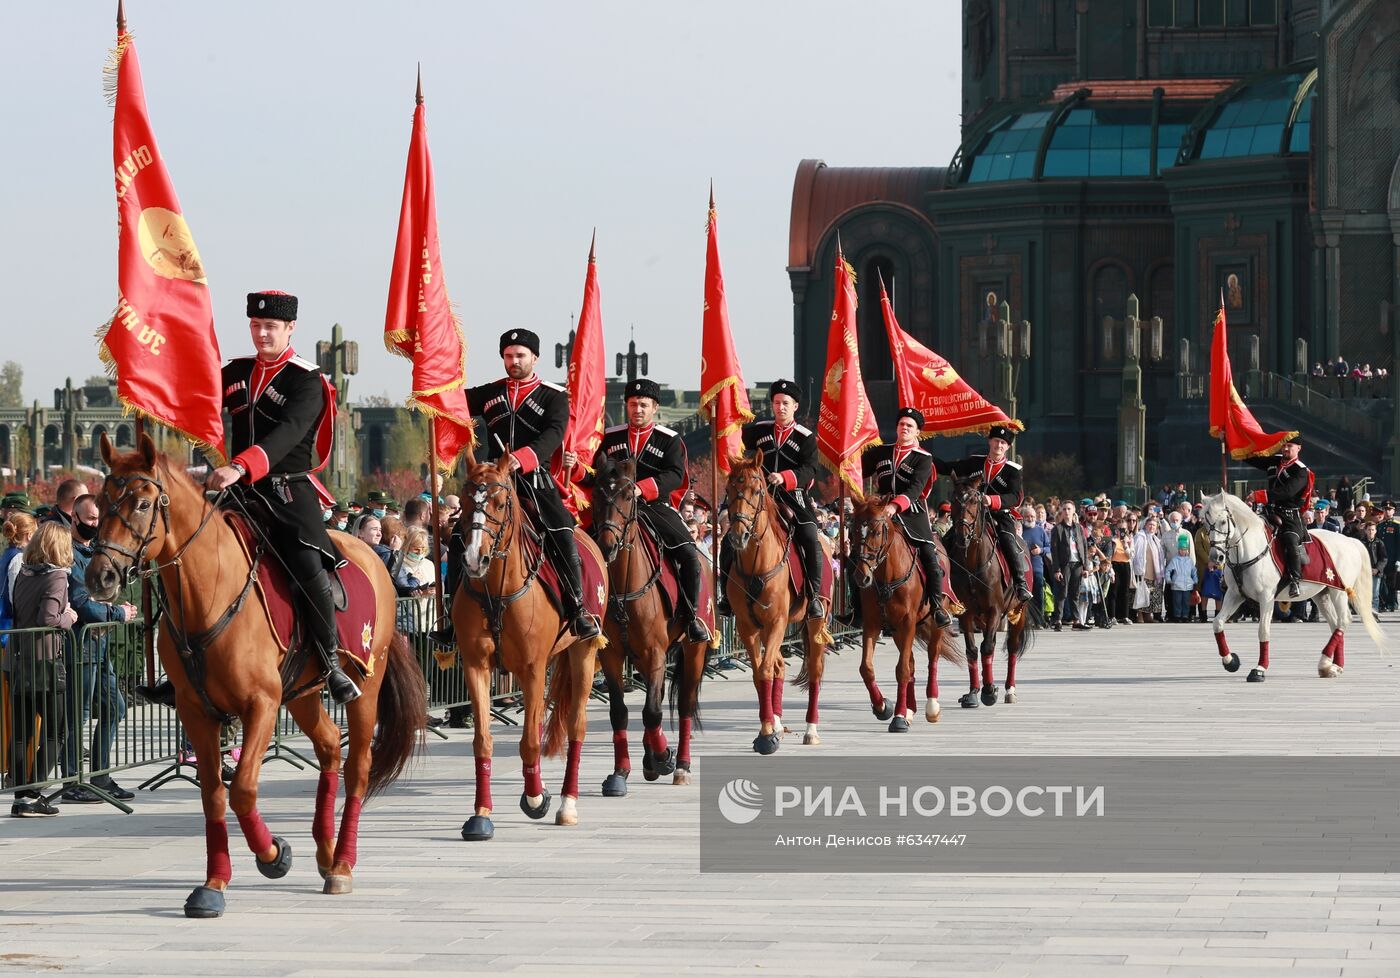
[667,640,704,733]
[367,631,427,799]
[1349,558,1386,655]
[919,624,964,666]
[542,634,607,758]
[793,615,832,690]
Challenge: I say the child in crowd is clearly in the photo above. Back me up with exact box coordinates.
[1200,559,1225,619]
[1164,544,1199,622]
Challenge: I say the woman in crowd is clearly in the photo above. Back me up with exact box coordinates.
[1132,515,1167,623]
[0,512,37,632]
[394,527,436,633]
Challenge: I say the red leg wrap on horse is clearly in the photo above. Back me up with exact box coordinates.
[926,667,939,700]
[562,740,583,799]
[1332,630,1345,668]
[611,730,631,772]
[805,681,820,725]
[678,717,693,765]
[772,676,785,719]
[313,771,339,845]
[522,763,544,798]
[1214,630,1230,657]
[757,679,774,724]
[893,682,908,718]
[474,755,493,812]
[981,654,995,689]
[205,818,232,883]
[1258,641,1269,670]
[333,796,362,869]
[236,808,274,856]
[863,675,885,710]
[905,679,918,714]
[1006,651,1018,687]
[967,656,979,689]
[643,724,668,754]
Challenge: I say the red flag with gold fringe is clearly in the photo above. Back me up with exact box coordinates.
[699,189,754,473]
[1208,301,1295,459]
[555,232,607,516]
[384,72,474,471]
[99,13,225,462]
[816,247,880,498]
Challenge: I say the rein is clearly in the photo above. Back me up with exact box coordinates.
[593,475,662,648]
[852,513,916,606]
[1207,507,1270,587]
[459,477,544,651]
[727,475,790,614]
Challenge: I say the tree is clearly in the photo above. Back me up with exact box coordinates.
[385,410,430,473]
[0,361,22,408]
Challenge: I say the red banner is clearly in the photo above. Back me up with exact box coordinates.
[384,81,474,471]
[879,276,1019,437]
[816,250,880,498]
[556,232,607,515]
[699,190,753,473]
[1208,303,1295,459]
[99,24,225,462]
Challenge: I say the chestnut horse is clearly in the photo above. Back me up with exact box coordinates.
[589,459,707,792]
[847,496,965,731]
[449,455,608,839]
[946,472,1031,707]
[86,434,424,918]
[723,452,830,754]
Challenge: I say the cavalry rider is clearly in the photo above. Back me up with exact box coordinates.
[435,329,601,645]
[931,424,1035,605]
[1244,434,1313,597]
[562,378,712,644]
[144,290,360,707]
[717,379,826,621]
[863,407,952,627]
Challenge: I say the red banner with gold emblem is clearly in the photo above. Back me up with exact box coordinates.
[700,190,754,473]
[1208,303,1295,458]
[384,79,474,471]
[556,233,607,515]
[878,275,1020,437]
[816,249,880,498]
[98,21,225,462]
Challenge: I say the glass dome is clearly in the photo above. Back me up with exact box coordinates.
[1189,67,1317,161]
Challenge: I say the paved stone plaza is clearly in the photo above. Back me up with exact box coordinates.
[2,618,1398,977]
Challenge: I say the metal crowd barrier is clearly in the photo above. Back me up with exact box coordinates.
[1,601,862,813]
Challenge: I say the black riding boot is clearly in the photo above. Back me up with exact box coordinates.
[551,528,601,640]
[430,529,465,648]
[916,542,952,626]
[135,677,177,707]
[1281,532,1305,597]
[795,522,827,620]
[715,534,735,617]
[306,568,360,705]
[999,531,1034,604]
[673,544,712,644]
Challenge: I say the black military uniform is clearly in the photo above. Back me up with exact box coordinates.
[931,424,1034,603]
[864,408,951,626]
[1244,437,1313,595]
[717,379,826,619]
[440,328,599,641]
[584,379,710,643]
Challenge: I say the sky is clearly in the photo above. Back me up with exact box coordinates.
[3,1,962,407]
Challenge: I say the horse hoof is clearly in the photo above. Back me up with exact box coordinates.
[959,691,980,709]
[1318,656,1342,678]
[980,685,999,707]
[183,885,225,919]
[753,733,780,755]
[317,864,330,880]
[520,790,552,820]
[926,700,941,723]
[888,715,910,734]
[873,700,894,721]
[1222,653,1241,673]
[322,874,352,895]
[1004,687,1017,704]
[255,836,293,880]
[673,767,693,786]
[1246,668,1267,683]
[555,799,579,826]
[601,772,630,797]
[643,747,675,781]
[461,815,495,841]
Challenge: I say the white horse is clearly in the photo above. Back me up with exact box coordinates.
[1199,491,1384,681]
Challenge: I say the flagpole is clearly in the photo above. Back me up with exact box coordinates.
[837,482,847,617]
[134,416,155,687]
[710,404,721,595]
[429,416,446,621]
[1220,436,1228,493]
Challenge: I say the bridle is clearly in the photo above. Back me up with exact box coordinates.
[593,472,640,564]
[726,472,771,545]
[95,468,221,588]
[725,468,789,612]
[852,511,893,578]
[463,478,518,567]
[1204,506,1267,581]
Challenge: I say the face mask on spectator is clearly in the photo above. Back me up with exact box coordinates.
[334,520,347,531]
[372,508,386,519]
[76,522,99,542]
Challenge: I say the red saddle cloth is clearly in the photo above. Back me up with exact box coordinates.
[981,524,1033,595]
[225,514,377,675]
[1268,530,1344,590]
[911,544,965,608]
[532,527,609,626]
[786,538,834,604]
[635,523,717,633]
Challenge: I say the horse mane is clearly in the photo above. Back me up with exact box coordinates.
[1210,489,1257,523]
[854,494,892,520]
[727,454,763,480]
[107,444,202,500]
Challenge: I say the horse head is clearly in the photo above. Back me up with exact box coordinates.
[88,431,167,602]
[725,450,768,553]
[1200,489,1250,565]
[590,457,639,563]
[950,471,986,547]
[848,494,895,591]
[460,454,517,579]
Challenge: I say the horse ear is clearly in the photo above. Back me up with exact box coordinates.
[98,432,113,467]
[496,452,513,475]
[753,448,764,469]
[139,431,157,470]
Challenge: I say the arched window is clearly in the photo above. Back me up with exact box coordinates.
[1090,263,1131,366]
[857,255,897,382]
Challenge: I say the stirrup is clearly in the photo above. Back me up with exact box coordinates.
[806,593,827,620]
[136,678,177,708]
[571,611,601,640]
[429,617,456,649]
[686,617,712,644]
[324,665,361,705]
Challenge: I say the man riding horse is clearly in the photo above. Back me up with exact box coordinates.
[716,379,826,621]
[562,378,711,644]
[140,289,360,707]
[434,328,601,645]
[931,424,1034,605]
[862,407,952,627]
[1244,434,1313,597]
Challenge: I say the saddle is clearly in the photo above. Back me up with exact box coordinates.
[224,513,378,680]
[1264,526,1344,591]
[633,519,716,633]
[527,525,609,624]
[909,543,966,613]
[785,537,834,604]
[948,522,1033,595]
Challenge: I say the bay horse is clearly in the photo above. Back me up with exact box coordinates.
[723,452,830,754]
[947,472,1030,707]
[589,459,707,791]
[86,434,424,918]
[1200,490,1384,681]
[847,495,965,731]
[449,454,608,838]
